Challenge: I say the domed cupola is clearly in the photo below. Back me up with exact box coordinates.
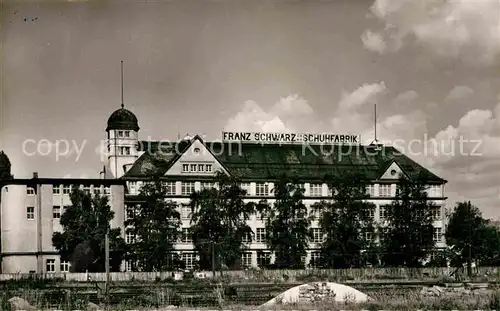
[0,150,13,180]
[106,104,140,132]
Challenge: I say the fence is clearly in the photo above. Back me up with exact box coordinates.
[1,266,500,282]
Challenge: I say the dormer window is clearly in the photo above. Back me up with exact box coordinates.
[124,131,130,137]
[117,130,124,137]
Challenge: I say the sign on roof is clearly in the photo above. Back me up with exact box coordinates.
[222,132,361,144]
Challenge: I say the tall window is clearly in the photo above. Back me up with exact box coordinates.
[128,182,137,195]
[255,183,269,197]
[181,182,195,196]
[241,252,252,268]
[433,228,442,242]
[205,164,212,172]
[125,205,135,221]
[53,185,61,195]
[310,251,321,268]
[256,228,266,243]
[60,261,70,273]
[62,184,71,194]
[431,207,441,221]
[312,228,323,243]
[366,184,375,197]
[182,164,189,172]
[181,228,192,243]
[27,206,35,220]
[379,184,391,197]
[53,206,61,219]
[126,232,135,244]
[309,183,322,197]
[181,205,191,220]
[182,253,195,270]
[379,205,391,221]
[257,252,271,268]
[46,259,56,273]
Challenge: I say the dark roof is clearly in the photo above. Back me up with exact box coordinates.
[106,106,140,132]
[123,137,446,183]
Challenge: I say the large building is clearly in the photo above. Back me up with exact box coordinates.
[104,105,448,270]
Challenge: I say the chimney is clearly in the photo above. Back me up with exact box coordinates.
[33,172,38,179]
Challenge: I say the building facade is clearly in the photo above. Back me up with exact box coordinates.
[0,176,125,274]
[104,106,448,270]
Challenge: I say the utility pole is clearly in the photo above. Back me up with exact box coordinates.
[105,228,110,308]
[467,203,472,279]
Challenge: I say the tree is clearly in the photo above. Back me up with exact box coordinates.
[125,177,182,271]
[189,172,255,271]
[380,176,435,267]
[260,177,310,269]
[445,201,500,271]
[52,187,126,272]
[317,173,377,268]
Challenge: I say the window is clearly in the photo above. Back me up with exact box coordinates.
[201,182,216,190]
[241,252,252,268]
[309,183,322,197]
[205,164,212,172]
[124,261,133,272]
[82,185,91,193]
[117,130,124,137]
[181,228,192,243]
[240,183,250,195]
[125,206,135,221]
[257,211,267,221]
[255,183,269,197]
[242,232,252,243]
[128,182,137,195]
[310,251,321,268]
[433,227,442,243]
[118,146,131,155]
[182,164,189,172]
[46,259,56,273]
[181,205,191,220]
[182,253,195,270]
[257,252,271,268]
[194,147,201,154]
[361,228,374,242]
[27,187,35,195]
[126,232,135,244]
[379,184,391,197]
[124,131,130,138]
[198,164,204,172]
[427,185,442,197]
[93,185,101,195]
[256,228,266,243]
[181,182,195,196]
[27,206,35,220]
[312,228,323,243]
[366,184,375,197]
[164,182,176,195]
[53,185,61,195]
[104,186,111,195]
[363,207,375,221]
[431,207,441,221]
[60,261,70,273]
[379,205,391,221]
[190,164,197,172]
[63,185,71,194]
[53,206,61,219]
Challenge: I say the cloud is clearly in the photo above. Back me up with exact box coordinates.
[361,30,387,54]
[392,90,418,105]
[445,85,475,102]
[224,95,316,133]
[363,0,500,65]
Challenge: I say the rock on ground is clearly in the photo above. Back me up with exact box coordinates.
[8,297,36,311]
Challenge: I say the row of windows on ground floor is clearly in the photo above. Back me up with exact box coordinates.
[125,227,444,245]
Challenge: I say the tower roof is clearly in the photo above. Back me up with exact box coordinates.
[106,106,140,132]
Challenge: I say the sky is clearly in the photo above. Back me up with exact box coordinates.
[1,0,499,218]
